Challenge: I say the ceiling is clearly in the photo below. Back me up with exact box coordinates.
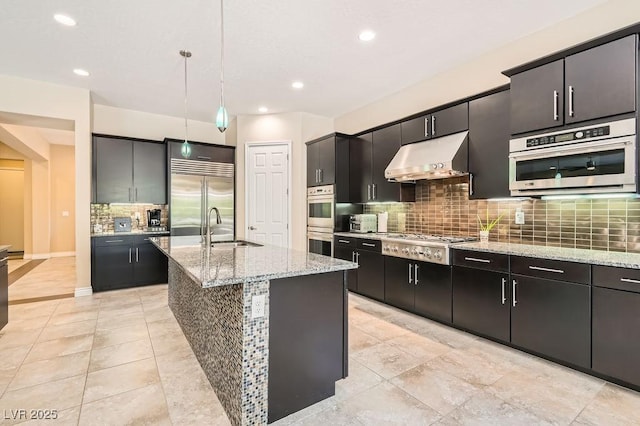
[1,0,607,122]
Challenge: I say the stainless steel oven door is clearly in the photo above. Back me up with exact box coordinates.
[509,136,636,196]
[307,230,333,257]
[307,194,334,229]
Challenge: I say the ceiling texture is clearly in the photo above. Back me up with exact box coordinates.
[1,0,606,123]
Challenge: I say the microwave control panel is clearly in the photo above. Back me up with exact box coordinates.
[526,125,611,148]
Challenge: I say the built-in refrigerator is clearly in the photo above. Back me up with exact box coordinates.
[169,157,234,241]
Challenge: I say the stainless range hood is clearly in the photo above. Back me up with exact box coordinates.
[385,131,469,182]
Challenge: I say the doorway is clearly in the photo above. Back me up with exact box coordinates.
[245,142,291,247]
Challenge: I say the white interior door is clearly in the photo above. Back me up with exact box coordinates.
[246,143,290,247]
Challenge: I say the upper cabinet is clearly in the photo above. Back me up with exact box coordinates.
[306,136,336,187]
[468,89,511,199]
[401,103,469,145]
[93,135,167,204]
[510,35,637,135]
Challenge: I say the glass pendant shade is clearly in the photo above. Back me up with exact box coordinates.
[216,105,228,133]
[181,141,192,158]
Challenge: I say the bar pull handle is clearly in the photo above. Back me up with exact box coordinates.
[512,279,517,307]
[367,184,371,201]
[464,257,491,264]
[362,242,376,248]
[355,252,360,264]
[620,278,640,284]
[319,169,323,183]
[568,85,574,117]
[197,155,212,160]
[501,278,506,305]
[529,265,564,274]
[468,173,474,196]
[351,251,355,262]
[431,115,436,136]
[338,240,351,244]
[414,264,419,285]
[372,183,376,201]
[553,90,559,121]
[105,239,124,243]
[129,248,132,264]
[135,247,139,262]
[128,188,132,202]
[408,263,413,284]
[135,187,138,201]
[424,117,429,138]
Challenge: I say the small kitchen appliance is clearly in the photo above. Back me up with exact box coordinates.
[146,209,165,232]
[114,217,132,233]
[349,214,377,233]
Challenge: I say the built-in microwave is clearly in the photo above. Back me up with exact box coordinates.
[509,118,636,196]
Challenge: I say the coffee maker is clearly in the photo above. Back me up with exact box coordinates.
[146,209,163,231]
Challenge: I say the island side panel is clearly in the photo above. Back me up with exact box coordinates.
[168,260,245,425]
[267,271,347,423]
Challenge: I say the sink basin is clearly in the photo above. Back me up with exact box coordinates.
[210,240,262,248]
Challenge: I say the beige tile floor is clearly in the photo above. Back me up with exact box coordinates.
[7,260,29,275]
[0,271,639,424]
[9,258,76,302]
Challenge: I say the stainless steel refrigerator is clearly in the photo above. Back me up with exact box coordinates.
[169,158,234,241]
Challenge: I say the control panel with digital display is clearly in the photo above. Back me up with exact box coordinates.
[526,125,610,148]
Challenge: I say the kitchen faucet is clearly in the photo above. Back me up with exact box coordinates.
[205,207,222,245]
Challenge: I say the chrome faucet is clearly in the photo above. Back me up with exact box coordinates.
[205,207,222,245]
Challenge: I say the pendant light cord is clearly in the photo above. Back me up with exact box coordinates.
[220,0,224,109]
[183,50,189,143]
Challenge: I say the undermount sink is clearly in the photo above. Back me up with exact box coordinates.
[210,240,262,248]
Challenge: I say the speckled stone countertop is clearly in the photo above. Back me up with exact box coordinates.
[334,231,387,240]
[151,236,358,287]
[0,245,10,253]
[453,241,640,269]
[91,230,171,237]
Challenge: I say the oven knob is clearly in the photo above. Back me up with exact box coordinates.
[575,131,584,139]
[431,163,438,169]
[417,251,424,256]
[411,249,418,255]
[402,248,409,254]
[434,250,442,260]
[424,248,432,258]
[393,247,399,252]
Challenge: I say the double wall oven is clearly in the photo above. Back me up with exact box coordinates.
[307,185,335,256]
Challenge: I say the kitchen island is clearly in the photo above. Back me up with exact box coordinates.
[151,236,357,425]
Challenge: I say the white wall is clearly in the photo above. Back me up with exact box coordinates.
[335,0,640,134]
[234,112,334,251]
[0,75,91,291]
[93,104,229,145]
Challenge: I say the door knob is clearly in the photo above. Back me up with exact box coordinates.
[249,226,257,230]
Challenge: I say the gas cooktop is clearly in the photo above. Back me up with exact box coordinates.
[381,234,476,265]
[382,234,477,244]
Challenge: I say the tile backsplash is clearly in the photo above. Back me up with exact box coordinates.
[90,204,168,233]
[364,176,640,253]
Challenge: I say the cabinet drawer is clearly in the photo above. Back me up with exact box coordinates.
[358,239,381,253]
[133,234,165,245]
[334,236,357,247]
[453,250,509,272]
[93,236,134,247]
[511,256,590,285]
[593,265,640,293]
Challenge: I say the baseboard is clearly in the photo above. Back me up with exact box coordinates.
[50,251,76,258]
[23,254,32,260]
[74,287,93,297]
[30,254,50,260]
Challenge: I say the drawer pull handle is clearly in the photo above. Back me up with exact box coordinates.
[464,257,491,263]
[362,243,376,247]
[105,240,124,243]
[338,240,351,244]
[620,278,640,284]
[529,266,564,274]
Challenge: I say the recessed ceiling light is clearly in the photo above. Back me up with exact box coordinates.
[291,81,304,89]
[258,107,268,113]
[358,30,376,42]
[73,68,90,77]
[54,14,76,26]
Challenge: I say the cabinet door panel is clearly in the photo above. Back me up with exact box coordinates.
[317,137,336,185]
[384,257,414,311]
[372,125,401,202]
[133,141,167,204]
[401,116,428,145]
[306,142,319,186]
[468,90,510,199]
[510,60,564,134]
[93,245,134,291]
[94,137,133,203]
[349,134,372,203]
[565,35,637,124]
[414,262,452,323]
[511,275,590,368]
[452,267,509,341]
[334,245,357,292]
[134,242,168,285]
[431,103,468,138]
[356,250,384,301]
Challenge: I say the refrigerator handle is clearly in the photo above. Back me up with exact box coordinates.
[201,178,206,241]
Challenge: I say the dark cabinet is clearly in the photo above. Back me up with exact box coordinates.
[167,139,235,164]
[385,256,452,322]
[91,235,168,292]
[349,127,414,203]
[401,103,469,145]
[333,237,357,292]
[452,250,511,342]
[93,135,167,204]
[510,35,637,135]
[592,265,640,388]
[510,257,591,369]
[306,136,336,187]
[333,236,384,301]
[468,89,511,199]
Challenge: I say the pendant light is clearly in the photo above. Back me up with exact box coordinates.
[179,49,192,158]
[216,0,228,133]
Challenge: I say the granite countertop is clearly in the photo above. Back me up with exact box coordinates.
[91,230,171,237]
[453,241,640,269]
[334,231,387,240]
[151,236,358,288]
[0,245,10,253]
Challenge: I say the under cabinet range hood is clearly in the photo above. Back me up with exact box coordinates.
[385,131,469,182]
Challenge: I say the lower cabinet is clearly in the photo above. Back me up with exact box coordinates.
[92,235,168,292]
[385,256,452,322]
[334,237,358,292]
[333,236,384,300]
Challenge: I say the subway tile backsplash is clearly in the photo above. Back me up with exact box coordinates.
[364,176,640,253]
[90,204,168,233]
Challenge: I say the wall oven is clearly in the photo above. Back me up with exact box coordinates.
[510,118,636,196]
[307,185,335,256]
